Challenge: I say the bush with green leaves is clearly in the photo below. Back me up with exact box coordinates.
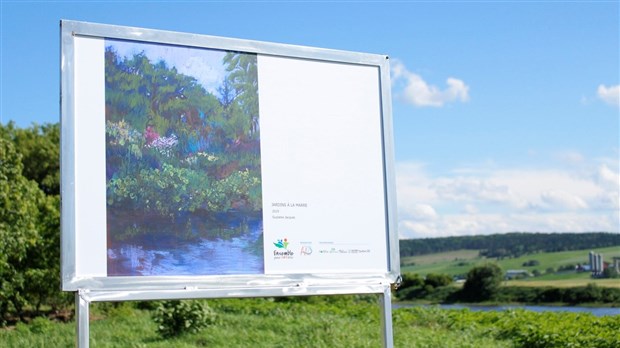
[462,263,503,301]
[152,300,216,338]
[0,132,69,324]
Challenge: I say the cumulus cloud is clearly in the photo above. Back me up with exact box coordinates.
[390,59,470,107]
[462,204,479,214]
[433,177,516,205]
[598,164,620,188]
[539,190,588,210]
[395,156,619,239]
[406,204,438,221]
[597,84,620,107]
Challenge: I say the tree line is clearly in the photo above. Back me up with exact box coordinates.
[400,232,620,259]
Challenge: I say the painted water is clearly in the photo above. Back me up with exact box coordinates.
[107,211,264,276]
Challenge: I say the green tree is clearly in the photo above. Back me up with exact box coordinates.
[424,273,453,288]
[0,138,44,322]
[0,122,59,195]
[462,263,503,301]
[0,124,66,323]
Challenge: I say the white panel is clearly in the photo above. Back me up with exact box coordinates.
[258,56,388,274]
[74,36,107,277]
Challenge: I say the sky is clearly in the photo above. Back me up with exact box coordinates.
[1,1,618,239]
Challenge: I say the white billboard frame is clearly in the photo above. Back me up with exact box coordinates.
[61,20,399,298]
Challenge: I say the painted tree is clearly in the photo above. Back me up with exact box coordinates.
[223,52,259,140]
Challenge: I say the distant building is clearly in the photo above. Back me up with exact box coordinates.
[576,264,591,272]
[614,257,620,275]
[589,251,604,277]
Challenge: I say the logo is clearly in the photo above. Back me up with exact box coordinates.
[273,238,289,249]
[300,246,313,255]
[273,238,294,259]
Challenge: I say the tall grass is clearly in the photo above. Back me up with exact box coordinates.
[2,296,617,347]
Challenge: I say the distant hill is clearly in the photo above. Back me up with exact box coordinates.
[399,232,620,259]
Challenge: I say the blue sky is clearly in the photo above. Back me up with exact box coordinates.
[1,1,618,238]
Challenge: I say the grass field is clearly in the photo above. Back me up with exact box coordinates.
[507,278,620,288]
[2,297,618,348]
[0,297,511,348]
[401,246,620,287]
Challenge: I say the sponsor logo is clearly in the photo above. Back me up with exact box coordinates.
[273,238,289,249]
[273,238,293,259]
[300,246,313,255]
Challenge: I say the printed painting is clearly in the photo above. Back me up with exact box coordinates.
[104,39,263,276]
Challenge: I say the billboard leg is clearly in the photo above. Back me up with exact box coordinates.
[76,290,90,348]
[379,285,394,348]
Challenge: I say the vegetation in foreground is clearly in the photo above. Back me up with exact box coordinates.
[1,296,619,348]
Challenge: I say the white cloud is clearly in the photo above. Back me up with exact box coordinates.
[433,177,517,206]
[462,204,479,214]
[539,190,588,210]
[598,164,620,189]
[391,59,470,107]
[395,156,619,238]
[398,212,618,239]
[597,84,620,107]
[405,204,438,221]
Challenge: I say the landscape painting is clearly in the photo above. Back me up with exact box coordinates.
[104,39,263,276]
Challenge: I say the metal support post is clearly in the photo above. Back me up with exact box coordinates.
[76,290,90,348]
[379,284,394,348]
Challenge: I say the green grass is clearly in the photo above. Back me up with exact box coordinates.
[508,278,620,288]
[401,246,620,284]
[3,297,620,348]
[0,297,512,348]
[0,299,511,348]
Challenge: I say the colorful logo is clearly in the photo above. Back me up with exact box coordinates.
[273,238,289,249]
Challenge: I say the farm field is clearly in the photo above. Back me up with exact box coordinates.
[508,278,620,288]
[401,246,620,286]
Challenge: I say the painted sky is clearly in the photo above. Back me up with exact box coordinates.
[108,39,228,97]
[1,1,618,238]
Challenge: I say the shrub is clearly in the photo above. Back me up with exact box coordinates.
[462,263,503,301]
[399,272,424,290]
[152,300,216,338]
[424,273,453,288]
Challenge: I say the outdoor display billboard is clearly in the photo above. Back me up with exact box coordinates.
[61,20,399,295]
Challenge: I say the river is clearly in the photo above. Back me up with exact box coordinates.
[393,303,620,317]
